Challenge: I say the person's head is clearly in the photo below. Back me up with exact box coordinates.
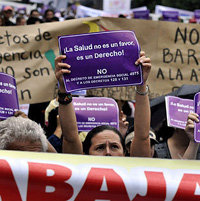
[45,107,59,138]
[3,6,13,19]
[16,16,26,25]
[46,16,59,23]
[65,15,75,20]
[30,9,40,18]
[125,126,158,157]
[118,14,126,18]
[44,9,54,21]
[83,125,125,156]
[154,119,175,142]
[27,17,43,25]
[0,116,48,152]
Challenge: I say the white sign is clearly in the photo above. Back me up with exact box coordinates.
[103,0,131,14]
[155,5,193,17]
[76,5,105,18]
[19,104,30,116]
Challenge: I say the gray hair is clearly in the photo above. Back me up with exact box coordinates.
[0,116,48,152]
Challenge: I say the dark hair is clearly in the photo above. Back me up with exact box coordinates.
[46,16,59,22]
[30,9,39,16]
[45,107,58,138]
[44,9,54,19]
[83,125,125,154]
[27,17,43,25]
[118,14,126,18]
[65,16,75,20]
[154,119,174,142]
[16,16,25,24]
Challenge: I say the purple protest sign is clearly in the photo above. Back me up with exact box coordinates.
[162,11,179,22]
[165,96,194,129]
[133,10,150,20]
[58,30,142,92]
[194,92,200,142]
[194,9,200,19]
[0,73,19,120]
[194,9,200,24]
[73,97,119,131]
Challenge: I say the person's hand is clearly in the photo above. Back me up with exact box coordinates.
[185,113,199,141]
[54,55,71,92]
[135,51,151,84]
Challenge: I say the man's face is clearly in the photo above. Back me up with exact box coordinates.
[4,10,13,18]
[31,11,40,18]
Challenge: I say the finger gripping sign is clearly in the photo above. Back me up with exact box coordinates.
[0,73,19,120]
[165,96,194,129]
[194,92,200,142]
[73,97,119,131]
[58,30,142,92]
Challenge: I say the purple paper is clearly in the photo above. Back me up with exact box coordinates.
[58,30,142,92]
[162,11,179,22]
[194,9,200,19]
[73,97,119,131]
[194,10,200,24]
[133,10,150,20]
[0,73,19,120]
[165,96,194,129]
[194,92,200,142]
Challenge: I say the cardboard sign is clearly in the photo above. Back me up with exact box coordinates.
[73,97,119,131]
[165,96,194,129]
[0,73,19,120]
[2,17,200,103]
[162,11,179,22]
[194,92,200,142]
[58,30,142,92]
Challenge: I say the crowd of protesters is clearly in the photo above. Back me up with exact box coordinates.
[0,3,76,26]
[0,3,199,161]
[0,2,199,27]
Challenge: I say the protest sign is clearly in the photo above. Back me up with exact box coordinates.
[155,5,193,17]
[58,30,142,92]
[2,17,200,103]
[194,92,200,142]
[0,73,19,120]
[19,104,30,115]
[133,10,150,20]
[165,96,194,129]
[194,10,200,24]
[162,11,179,22]
[103,0,131,15]
[76,5,105,18]
[1,150,200,200]
[73,97,119,131]
[77,5,148,18]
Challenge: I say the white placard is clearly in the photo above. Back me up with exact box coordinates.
[103,0,131,14]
